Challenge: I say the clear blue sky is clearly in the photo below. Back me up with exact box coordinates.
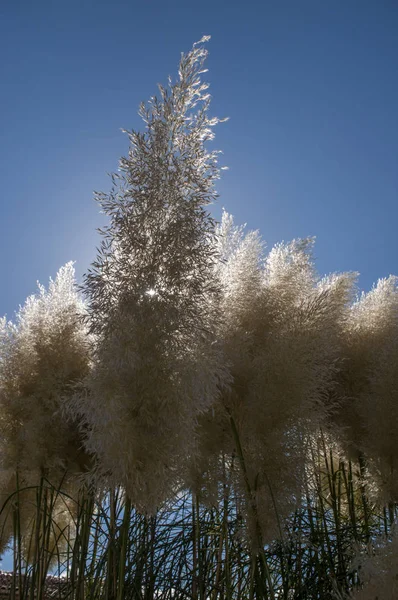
[0,0,397,319]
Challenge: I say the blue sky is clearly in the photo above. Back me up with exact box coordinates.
[0,0,397,320]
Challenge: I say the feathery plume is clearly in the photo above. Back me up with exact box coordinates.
[193,212,356,543]
[0,262,90,477]
[337,276,398,501]
[75,37,227,512]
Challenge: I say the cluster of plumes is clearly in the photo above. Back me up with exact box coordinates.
[1,38,398,564]
[350,528,398,599]
[190,212,357,544]
[72,37,228,513]
[0,263,90,554]
[335,276,398,503]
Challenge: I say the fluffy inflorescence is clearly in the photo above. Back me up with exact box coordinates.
[0,263,90,552]
[0,262,90,476]
[336,276,398,501]
[216,212,357,431]
[191,211,357,542]
[1,39,398,571]
[74,37,228,512]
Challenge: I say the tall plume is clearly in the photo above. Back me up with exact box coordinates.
[75,38,228,512]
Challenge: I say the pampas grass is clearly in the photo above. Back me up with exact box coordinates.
[72,36,227,514]
[1,38,398,600]
[0,262,90,478]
